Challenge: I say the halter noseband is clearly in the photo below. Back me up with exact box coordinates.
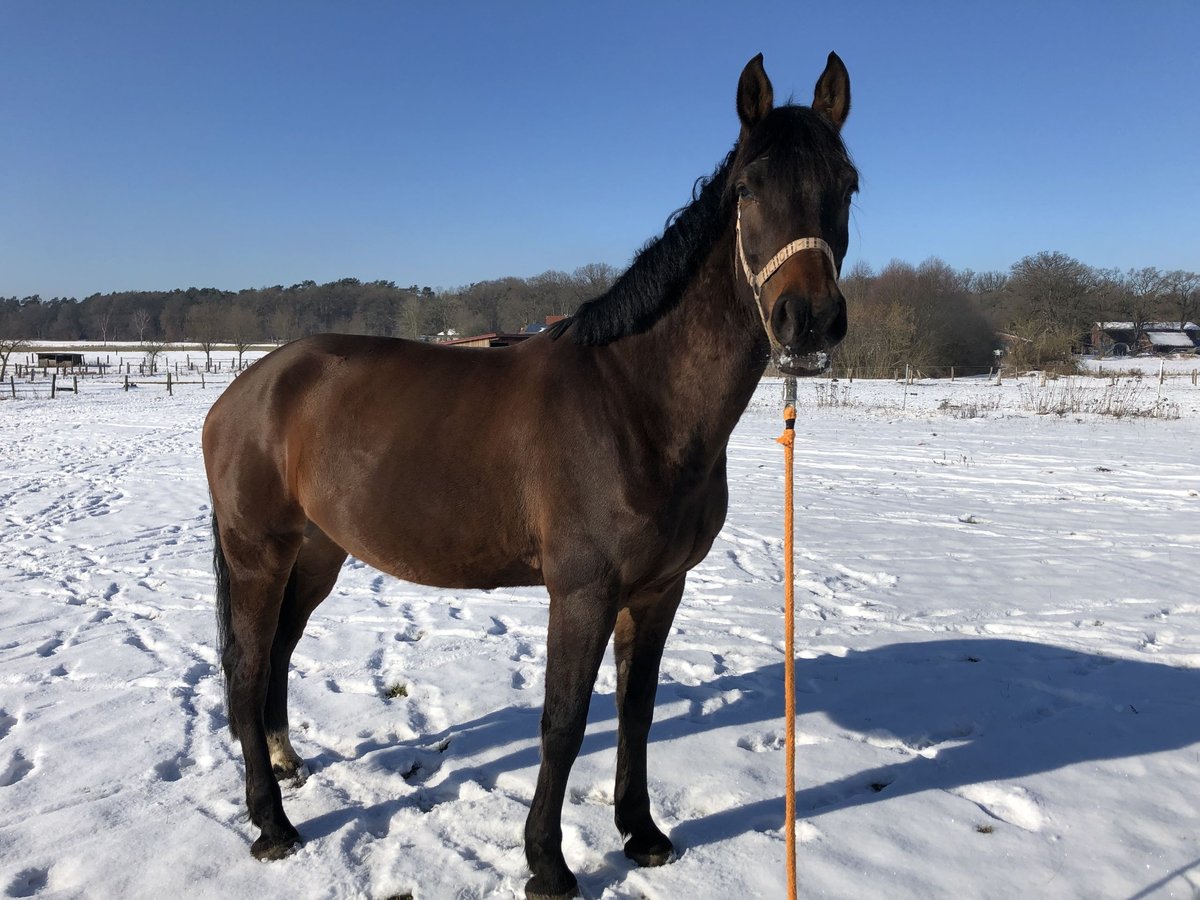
[735,201,837,347]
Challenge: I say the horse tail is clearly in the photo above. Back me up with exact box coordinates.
[212,508,237,737]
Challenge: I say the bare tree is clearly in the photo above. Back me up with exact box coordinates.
[186,303,223,371]
[225,306,260,368]
[141,340,169,374]
[970,270,1009,294]
[398,296,425,339]
[86,298,117,345]
[0,338,30,380]
[1162,270,1200,330]
[1008,251,1096,333]
[268,306,297,344]
[573,262,618,300]
[1119,267,1168,342]
[130,308,153,343]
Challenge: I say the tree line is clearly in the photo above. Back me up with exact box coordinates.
[1,253,1195,374]
[0,264,619,347]
[833,252,1196,374]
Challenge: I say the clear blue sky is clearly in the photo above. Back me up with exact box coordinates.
[2,1,1197,299]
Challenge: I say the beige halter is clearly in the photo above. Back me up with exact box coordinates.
[735,201,837,346]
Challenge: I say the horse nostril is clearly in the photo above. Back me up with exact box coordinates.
[770,295,811,347]
[771,294,848,352]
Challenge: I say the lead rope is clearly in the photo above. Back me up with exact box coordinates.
[736,204,831,898]
[776,377,798,900]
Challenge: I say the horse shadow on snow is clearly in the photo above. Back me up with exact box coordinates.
[299,636,1199,862]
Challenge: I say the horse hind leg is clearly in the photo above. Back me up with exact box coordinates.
[264,521,348,784]
[612,574,686,867]
[214,514,305,860]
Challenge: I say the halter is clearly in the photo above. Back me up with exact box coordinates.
[736,201,837,346]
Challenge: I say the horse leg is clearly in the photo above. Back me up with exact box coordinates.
[525,584,618,900]
[264,521,347,783]
[613,574,685,866]
[218,523,305,860]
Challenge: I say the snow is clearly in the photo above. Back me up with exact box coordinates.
[2,363,1200,899]
[1147,333,1197,349]
[1095,323,1199,332]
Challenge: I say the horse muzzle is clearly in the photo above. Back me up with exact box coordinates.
[770,292,847,376]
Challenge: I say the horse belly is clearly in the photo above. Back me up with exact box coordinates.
[299,456,543,591]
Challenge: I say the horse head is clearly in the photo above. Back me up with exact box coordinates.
[732,52,857,375]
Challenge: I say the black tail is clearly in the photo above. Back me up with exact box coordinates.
[212,510,237,737]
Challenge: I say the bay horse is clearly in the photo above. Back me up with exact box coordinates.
[203,52,856,899]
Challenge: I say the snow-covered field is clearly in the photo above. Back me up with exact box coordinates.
[2,359,1199,899]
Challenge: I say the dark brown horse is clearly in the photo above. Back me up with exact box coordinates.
[203,52,856,899]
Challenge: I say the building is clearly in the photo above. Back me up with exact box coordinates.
[1089,322,1200,356]
[36,352,85,368]
[437,316,569,349]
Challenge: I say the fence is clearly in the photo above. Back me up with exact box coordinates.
[764,362,1200,386]
[6,351,1199,401]
[6,369,242,399]
[8,354,254,380]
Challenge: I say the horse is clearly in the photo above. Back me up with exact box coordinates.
[203,51,856,899]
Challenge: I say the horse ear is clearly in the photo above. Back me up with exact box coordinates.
[812,51,851,130]
[737,53,774,140]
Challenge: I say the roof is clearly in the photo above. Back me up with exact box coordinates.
[438,331,533,347]
[1096,321,1199,331]
[1145,332,1196,348]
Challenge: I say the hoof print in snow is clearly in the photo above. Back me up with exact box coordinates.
[6,867,49,898]
[1,750,34,787]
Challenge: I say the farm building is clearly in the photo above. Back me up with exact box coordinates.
[1090,322,1200,356]
[35,352,84,367]
[438,315,568,349]
[438,331,534,348]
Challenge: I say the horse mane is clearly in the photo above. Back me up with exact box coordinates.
[547,147,737,346]
[549,105,854,346]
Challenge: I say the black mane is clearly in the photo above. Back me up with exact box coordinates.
[550,105,855,346]
[548,148,736,346]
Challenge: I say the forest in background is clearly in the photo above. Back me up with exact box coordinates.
[2,252,1196,376]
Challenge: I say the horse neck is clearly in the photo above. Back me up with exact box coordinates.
[603,227,769,450]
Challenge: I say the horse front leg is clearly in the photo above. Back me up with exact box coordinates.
[613,574,685,866]
[525,584,618,900]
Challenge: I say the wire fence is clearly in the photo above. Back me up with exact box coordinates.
[4,352,1199,401]
[764,361,1200,385]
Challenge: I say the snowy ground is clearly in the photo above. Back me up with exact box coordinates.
[1,360,1199,899]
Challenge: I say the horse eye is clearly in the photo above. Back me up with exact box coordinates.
[736,183,754,201]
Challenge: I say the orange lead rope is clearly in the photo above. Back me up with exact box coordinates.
[776,377,798,900]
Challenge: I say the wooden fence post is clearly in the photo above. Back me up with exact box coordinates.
[9,377,14,399]
[51,373,57,399]
[167,371,173,396]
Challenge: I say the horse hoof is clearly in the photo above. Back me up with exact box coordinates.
[250,825,302,861]
[272,760,310,787]
[524,872,579,900]
[624,835,675,868]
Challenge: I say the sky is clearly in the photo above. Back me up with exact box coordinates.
[1,1,1198,299]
